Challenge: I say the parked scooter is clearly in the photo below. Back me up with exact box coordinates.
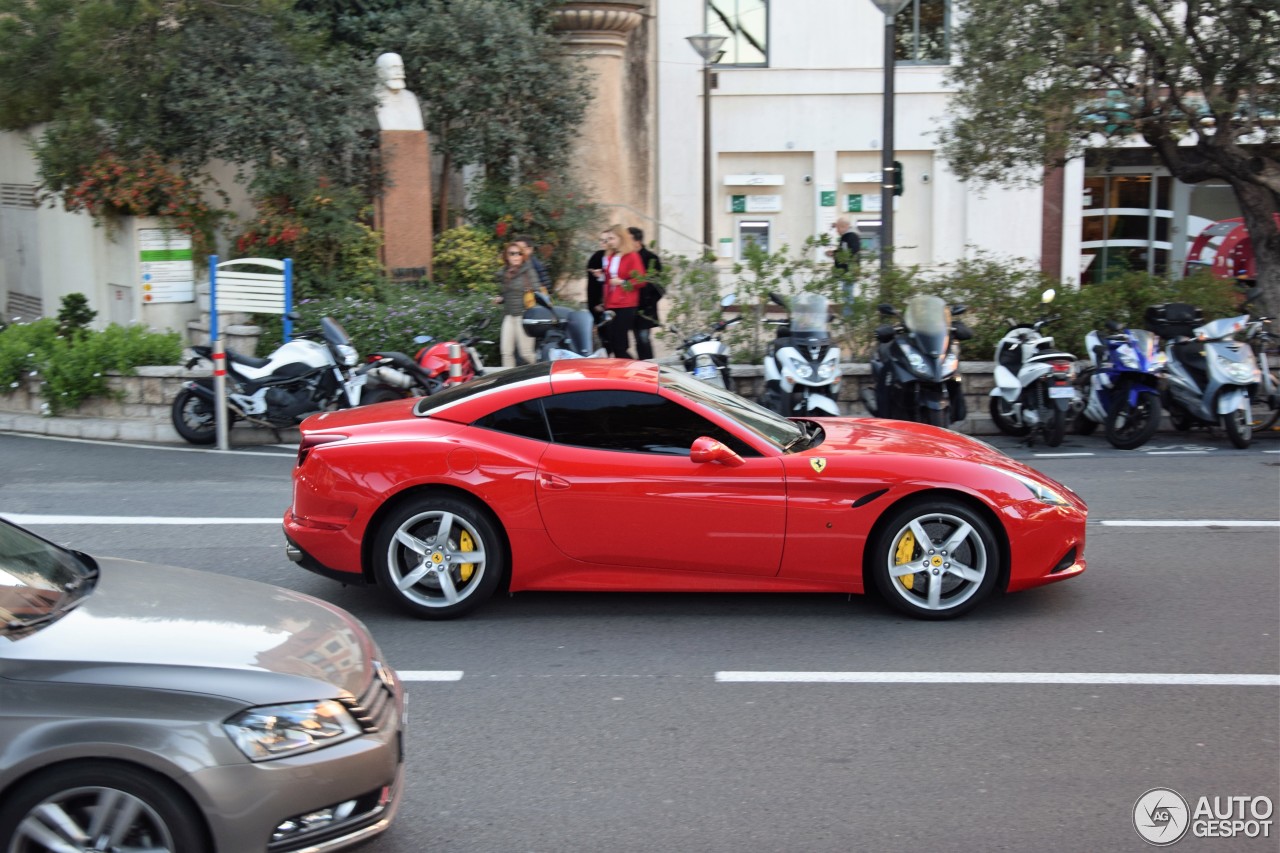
[861,294,971,427]
[1074,320,1165,450]
[522,291,609,361]
[172,316,365,445]
[1147,302,1260,448]
[668,294,740,389]
[761,292,842,416]
[1239,281,1280,431]
[359,317,493,404]
[988,289,1079,447]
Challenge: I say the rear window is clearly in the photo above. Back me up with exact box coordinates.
[413,362,552,418]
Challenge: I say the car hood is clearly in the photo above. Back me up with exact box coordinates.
[819,418,1005,462]
[0,558,379,706]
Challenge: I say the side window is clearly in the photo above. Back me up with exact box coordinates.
[473,399,549,441]
[707,0,768,67]
[543,390,757,457]
[895,0,949,65]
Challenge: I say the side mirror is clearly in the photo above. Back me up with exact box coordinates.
[535,291,554,310]
[413,335,433,345]
[286,311,303,322]
[875,324,896,343]
[953,321,974,341]
[1041,288,1056,304]
[951,303,969,316]
[690,436,744,467]
[878,303,896,316]
[1105,319,1123,332]
[721,293,737,308]
[769,291,789,309]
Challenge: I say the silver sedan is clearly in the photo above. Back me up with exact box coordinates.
[0,518,405,853]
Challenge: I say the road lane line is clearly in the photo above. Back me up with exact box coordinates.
[0,433,292,456]
[2,514,280,525]
[1098,519,1279,527]
[398,671,464,681]
[715,672,1280,686]
[1032,452,1096,458]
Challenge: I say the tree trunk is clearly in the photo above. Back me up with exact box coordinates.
[436,147,451,237]
[1230,178,1280,318]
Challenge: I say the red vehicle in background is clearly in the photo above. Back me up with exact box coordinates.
[360,319,492,404]
[1184,214,1280,280]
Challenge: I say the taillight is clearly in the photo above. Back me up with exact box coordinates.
[1050,361,1073,373]
[297,433,347,466]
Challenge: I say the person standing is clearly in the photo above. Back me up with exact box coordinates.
[513,234,552,293]
[586,229,615,355]
[826,217,861,313]
[494,242,539,367]
[628,226,663,360]
[599,224,646,359]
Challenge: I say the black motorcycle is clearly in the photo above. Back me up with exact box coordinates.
[861,295,971,428]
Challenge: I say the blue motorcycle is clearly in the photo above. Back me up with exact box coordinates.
[1075,321,1165,449]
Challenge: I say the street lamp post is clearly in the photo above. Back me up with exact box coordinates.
[687,33,727,256]
[868,0,910,271]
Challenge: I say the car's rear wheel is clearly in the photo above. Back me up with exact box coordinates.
[372,494,504,619]
[870,499,1000,619]
[0,762,207,853]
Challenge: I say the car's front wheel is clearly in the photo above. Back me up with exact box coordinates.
[870,499,1000,619]
[0,761,208,853]
[372,494,504,619]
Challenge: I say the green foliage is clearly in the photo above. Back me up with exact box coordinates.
[0,319,182,414]
[233,172,385,300]
[467,176,601,291]
[56,293,97,338]
[256,285,501,365]
[433,226,501,294]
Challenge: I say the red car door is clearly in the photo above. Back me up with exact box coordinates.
[535,443,786,575]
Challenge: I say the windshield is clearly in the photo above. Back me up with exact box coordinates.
[0,520,96,637]
[902,295,950,336]
[321,316,352,347]
[791,293,829,336]
[659,367,805,450]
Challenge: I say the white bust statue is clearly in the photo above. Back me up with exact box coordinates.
[375,52,425,132]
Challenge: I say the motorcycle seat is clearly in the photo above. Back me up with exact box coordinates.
[1172,340,1207,375]
[227,351,272,369]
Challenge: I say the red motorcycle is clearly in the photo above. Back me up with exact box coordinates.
[361,318,492,404]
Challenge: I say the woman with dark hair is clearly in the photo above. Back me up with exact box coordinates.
[494,242,539,366]
[599,224,647,359]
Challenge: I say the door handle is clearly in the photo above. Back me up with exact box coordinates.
[538,473,570,490]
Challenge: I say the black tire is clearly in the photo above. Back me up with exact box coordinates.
[1222,399,1252,449]
[1104,388,1161,450]
[170,388,218,445]
[988,396,1031,437]
[372,494,505,619]
[0,761,208,853]
[762,380,789,416]
[1074,413,1099,436]
[1249,371,1280,431]
[919,406,947,428]
[1169,405,1194,432]
[362,384,407,406]
[1042,405,1066,447]
[869,498,1000,619]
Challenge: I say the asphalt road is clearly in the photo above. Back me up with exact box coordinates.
[1,430,1278,852]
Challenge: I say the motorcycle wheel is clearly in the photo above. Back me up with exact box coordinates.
[1168,405,1194,432]
[919,407,947,428]
[171,388,219,445]
[988,396,1030,437]
[1073,413,1098,436]
[1104,389,1161,450]
[372,494,505,619]
[362,384,407,405]
[1042,406,1066,447]
[1249,371,1280,431]
[1222,402,1252,449]
[868,497,1000,619]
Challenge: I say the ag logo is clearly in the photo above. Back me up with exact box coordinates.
[809,458,827,473]
[1133,788,1189,845]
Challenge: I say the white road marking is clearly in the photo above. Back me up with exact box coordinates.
[0,433,292,457]
[1099,519,1280,528]
[398,671,464,681]
[1032,452,1096,458]
[1146,450,1210,455]
[714,672,1280,686]
[2,514,280,525]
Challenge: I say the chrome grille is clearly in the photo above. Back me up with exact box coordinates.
[342,665,396,733]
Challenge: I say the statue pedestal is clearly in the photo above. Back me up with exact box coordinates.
[376,129,434,282]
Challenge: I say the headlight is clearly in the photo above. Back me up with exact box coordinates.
[943,352,959,373]
[1115,344,1139,369]
[337,344,359,367]
[905,350,928,374]
[224,700,362,761]
[982,464,1069,506]
[1219,356,1258,384]
[784,354,814,379]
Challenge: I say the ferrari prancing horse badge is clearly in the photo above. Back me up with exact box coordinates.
[810,458,827,473]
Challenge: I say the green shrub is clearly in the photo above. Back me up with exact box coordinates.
[56,293,97,338]
[0,320,183,414]
[433,226,501,293]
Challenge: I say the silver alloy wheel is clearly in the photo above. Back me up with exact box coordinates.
[385,510,488,609]
[12,785,176,853]
[885,511,988,612]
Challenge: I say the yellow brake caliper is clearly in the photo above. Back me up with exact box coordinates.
[457,530,476,583]
[895,530,917,590]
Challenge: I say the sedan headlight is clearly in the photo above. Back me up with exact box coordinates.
[982,464,1069,506]
[224,700,362,762]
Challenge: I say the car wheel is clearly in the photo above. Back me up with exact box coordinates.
[0,761,208,853]
[988,396,1030,436]
[170,388,218,445]
[871,499,999,619]
[1104,388,1161,450]
[372,494,504,619]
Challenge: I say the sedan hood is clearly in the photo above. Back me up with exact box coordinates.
[1,558,378,706]
[820,418,1006,462]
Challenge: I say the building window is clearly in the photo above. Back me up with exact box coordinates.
[1081,172,1173,283]
[708,0,767,66]
[895,0,949,65]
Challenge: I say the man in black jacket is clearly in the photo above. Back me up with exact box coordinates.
[629,226,663,360]
[585,229,615,355]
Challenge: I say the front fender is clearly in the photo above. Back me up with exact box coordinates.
[1216,387,1248,415]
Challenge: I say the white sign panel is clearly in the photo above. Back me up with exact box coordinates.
[842,171,882,184]
[745,195,782,212]
[138,227,195,304]
[723,174,786,186]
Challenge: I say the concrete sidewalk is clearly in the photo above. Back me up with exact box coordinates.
[0,410,298,446]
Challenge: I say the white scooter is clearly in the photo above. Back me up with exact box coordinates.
[988,289,1080,447]
[761,291,842,416]
[669,294,740,390]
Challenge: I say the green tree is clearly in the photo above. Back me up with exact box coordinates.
[939,0,1280,314]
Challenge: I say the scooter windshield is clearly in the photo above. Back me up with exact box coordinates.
[790,293,830,345]
[902,295,950,336]
[566,310,595,355]
[321,316,353,347]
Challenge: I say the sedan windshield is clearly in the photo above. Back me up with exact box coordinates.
[0,520,95,636]
[659,367,805,450]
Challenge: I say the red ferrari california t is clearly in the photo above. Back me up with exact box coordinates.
[284,359,1086,620]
